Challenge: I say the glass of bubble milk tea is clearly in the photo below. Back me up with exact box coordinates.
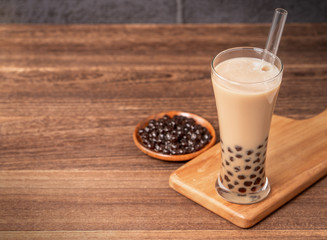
[211,8,287,204]
[211,47,283,204]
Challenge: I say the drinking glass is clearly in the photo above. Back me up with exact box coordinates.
[211,47,283,204]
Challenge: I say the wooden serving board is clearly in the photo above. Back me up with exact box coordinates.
[169,110,327,228]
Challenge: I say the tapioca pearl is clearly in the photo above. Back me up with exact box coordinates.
[238,175,246,180]
[265,136,268,142]
[251,186,257,192]
[225,160,230,166]
[227,170,233,176]
[259,168,264,174]
[235,154,242,159]
[254,177,261,185]
[228,147,233,153]
[256,152,261,157]
[250,174,256,179]
[253,158,260,164]
[234,166,241,172]
[254,166,261,172]
[224,175,231,182]
[245,166,251,170]
[234,181,239,185]
[228,184,234,189]
[257,144,263,149]
[244,181,252,187]
[235,145,242,151]
[245,158,251,162]
[221,148,225,153]
[230,156,234,162]
[238,188,246,193]
[261,182,264,187]
[220,175,223,184]
[246,150,253,156]
[222,161,225,167]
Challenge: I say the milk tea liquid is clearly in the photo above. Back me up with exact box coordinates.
[212,57,282,194]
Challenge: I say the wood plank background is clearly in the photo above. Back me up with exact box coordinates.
[0,24,326,239]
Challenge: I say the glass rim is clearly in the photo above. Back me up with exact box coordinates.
[211,47,284,86]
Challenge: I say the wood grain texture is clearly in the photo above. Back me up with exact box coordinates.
[1,230,327,240]
[170,111,327,228]
[0,24,326,239]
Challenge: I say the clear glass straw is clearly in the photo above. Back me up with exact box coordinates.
[262,8,288,65]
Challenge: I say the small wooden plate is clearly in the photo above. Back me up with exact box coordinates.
[133,111,217,161]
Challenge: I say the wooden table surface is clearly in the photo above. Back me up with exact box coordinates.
[0,23,326,239]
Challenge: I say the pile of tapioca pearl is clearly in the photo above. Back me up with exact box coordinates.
[220,137,268,194]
